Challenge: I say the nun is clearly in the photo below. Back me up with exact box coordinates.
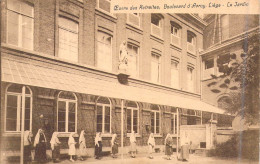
[111,134,118,158]
[34,129,47,163]
[180,131,190,162]
[147,133,155,159]
[68,132,77,162]
[94,132,102,159]
[165,133,173,160]
[24,130,33,164]
[78,130,86,161]
[50,132,61,163]
[130,131,137,158]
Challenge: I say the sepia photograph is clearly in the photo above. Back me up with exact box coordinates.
[0,0,259,163]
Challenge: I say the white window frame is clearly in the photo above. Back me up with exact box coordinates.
[57,92,77,133]
[151,14,163,38]
[171,59,180,88]
[96,31,113,71]
[151,109,160,135]
[151,53,161,83]
[58,17,79,62]
[171,113,178,134]
[127,13,141,28]
[6,0,34,50]
[127,43,139,77]
[203,58,215,79]
[126,103,139,134]
[96,98,112,134]
[5,85,32,133]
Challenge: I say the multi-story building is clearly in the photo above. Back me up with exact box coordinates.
[0,0,230,158]
[200,14,259,130]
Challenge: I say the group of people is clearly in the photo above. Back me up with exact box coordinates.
[23,129,190,163]
[23,129,87,163]
[131,131,190,161]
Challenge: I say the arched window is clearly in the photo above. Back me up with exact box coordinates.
[126,101,139,133]
[96,97,111,133]
[5,84,32,132]
[150,104,160,134]
[57,91,77,132]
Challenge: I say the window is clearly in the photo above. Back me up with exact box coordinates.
[150,105,160,134]
[187,31,196,54]
[151,14,163,37]
[221,15,229,41]
[7,0,34,50]
[127,43,139,77]
[187,66,194,92]
[127,13,140,27]
[97,31,112,71]
[170,22,181,47]
[5,84,32,132]
[151,53,161,83]
[126,101,139,133]
[96,97,111,133]
[58,17,78,62]
[57,92,77,132]
[217,54,230,76]
[171,60,179,88]
[97,0,111,13]
[171,113,178,134]
[204,58,214,79]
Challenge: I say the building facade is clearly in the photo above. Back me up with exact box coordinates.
[200,14,259,130]
[0,0,230,158]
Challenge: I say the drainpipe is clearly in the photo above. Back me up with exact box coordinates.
[20,86,26,164]
[121,99,124,159]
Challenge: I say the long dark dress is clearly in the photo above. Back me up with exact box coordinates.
[35,134,47,162]
[165,137,173,156]
[24,145,32,163]
[95,141,102,158]
[52,145,60,161]
[112,141,118,155]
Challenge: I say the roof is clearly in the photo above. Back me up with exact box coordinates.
[1,58,226,114]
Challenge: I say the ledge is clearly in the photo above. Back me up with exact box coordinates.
[126,133,141,138]
[126,22,143,35]
[95,8,117,22]
[150,34,164,44]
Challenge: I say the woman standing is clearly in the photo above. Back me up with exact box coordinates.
[94,132,102,159]
[68,132,77,162]
[34,129,47,163]
[130,131,137,158]
[180,132,190,162]
[78,130,86,161]
[50,132,61,163]
[165,133,173,160]
[111,134,118,158]
[147,133,155,159]
[24,130,33,164]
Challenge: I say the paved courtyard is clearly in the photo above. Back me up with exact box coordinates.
[46,153,258,164]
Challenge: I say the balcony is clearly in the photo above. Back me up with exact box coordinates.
[171,34,181,48]
[187,42,195,54]
[151,24,162,38]
[127,14,140,28]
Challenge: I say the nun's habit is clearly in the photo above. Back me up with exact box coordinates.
[34,129,47,162]
[68,132,77,156]
[50,132,61,162]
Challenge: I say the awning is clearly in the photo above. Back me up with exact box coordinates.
[1,58,225,114]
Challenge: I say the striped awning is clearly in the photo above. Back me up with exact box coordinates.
[1,58,226,114]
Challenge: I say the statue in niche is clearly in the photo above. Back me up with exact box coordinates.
[118,41,128,73]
